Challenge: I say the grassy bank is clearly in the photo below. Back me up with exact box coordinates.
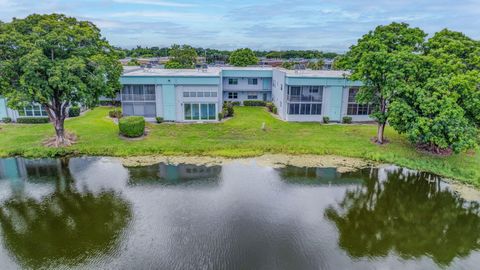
[0,106,479,186]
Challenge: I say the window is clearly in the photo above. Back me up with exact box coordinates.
[228,78,238,85]
[184,103,216,120]
[347,88,373,115]
[247,93,258,99]
[184,91,217,98]
[19,105,48,117]
[122,85,156,117]
[288,103,322,115]
[309,86,319,93]
[228,92,238,99]
[248,78,258,85]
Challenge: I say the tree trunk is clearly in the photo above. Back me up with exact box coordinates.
[376,122,386,144]
[54,117,66,146]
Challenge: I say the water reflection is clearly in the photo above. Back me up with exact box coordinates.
[279,166,363,185]
[127,163,221,186]
[0,158,132,269]
[325,167,480,266]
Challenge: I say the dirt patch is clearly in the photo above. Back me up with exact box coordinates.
[43,132,77,147]
[448,182,480,201]
[118,154,372,172]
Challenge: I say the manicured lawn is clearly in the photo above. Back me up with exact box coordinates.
[0,106,479,186]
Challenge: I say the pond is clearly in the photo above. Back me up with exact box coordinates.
[0,157,479,269]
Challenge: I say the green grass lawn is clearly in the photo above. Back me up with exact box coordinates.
[1,106,479,186]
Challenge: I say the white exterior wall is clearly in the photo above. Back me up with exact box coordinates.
[175,85,221,122]
[222,77,269,91]
[155,85,163,118]
[223,91,271,103]
[271,69,287,120]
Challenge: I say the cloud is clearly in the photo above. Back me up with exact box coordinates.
[111,0,196,7]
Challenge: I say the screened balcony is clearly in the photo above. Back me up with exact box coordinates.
[287,86,323,102]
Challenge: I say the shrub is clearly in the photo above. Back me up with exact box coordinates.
[266,102,277,114]
[218,112,224,121]
[68,106,81,117]
[222,102,234,117]
[109,110,122,118]
[156,117,164,123]
[342,116,353,124]
[17,117,49,124]
[243,100,266,107]
[2,117,12,123]
[99,100,121,107]
[119,116,145,138]
[323,116,330,124]
[231,101,241,106]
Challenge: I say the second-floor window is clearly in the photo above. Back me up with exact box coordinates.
[122,85,155,101]
[347,87,373,115]
[228,78,238,85]
[248,78,258,85]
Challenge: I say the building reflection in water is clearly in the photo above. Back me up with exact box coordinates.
[127,163,222,186]
[278,165,364,186]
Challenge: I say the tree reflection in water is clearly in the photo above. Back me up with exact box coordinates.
[325,167,480,266]
[0,159,132,269]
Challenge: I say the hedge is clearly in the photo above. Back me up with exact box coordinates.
[156,117,164,123]
[119,116,145,137]
[17,117,49,124]
[243,100,266,107]
[99,100,121,107]
[323,116,330,124]
[231,101,241,106]
[2,117,12,123]
[68,106,81,117]
[222,102,234,117]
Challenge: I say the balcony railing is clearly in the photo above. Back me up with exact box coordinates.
[287,95,323,102]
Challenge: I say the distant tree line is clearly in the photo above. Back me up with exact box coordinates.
[121,46,339,63]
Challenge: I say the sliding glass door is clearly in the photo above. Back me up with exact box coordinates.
[184,103,216,121]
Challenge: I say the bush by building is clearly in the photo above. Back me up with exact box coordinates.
[222,102,234,117]
[17,117,49,124]
[68,106,81,117]
[109,110,122,118]
[119,116,145,137]
[2,117,12,123]
[342,116,352,124]
[155,117,164,123]
[243,100,266,107]
[323,116,330,124]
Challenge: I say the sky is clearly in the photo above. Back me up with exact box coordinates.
[0,0,479,52]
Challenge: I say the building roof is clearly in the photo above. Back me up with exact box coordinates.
[123,67,222,77]
[281,69,350,78]
[122,66,350,78]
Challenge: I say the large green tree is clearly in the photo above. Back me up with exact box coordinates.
[388,29,480,153]
[338,22,427,144]
[164,44,198,69]
[0,14,122,146]
[228,48,258,67]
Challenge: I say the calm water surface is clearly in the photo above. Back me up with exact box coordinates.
[0,157,479,270]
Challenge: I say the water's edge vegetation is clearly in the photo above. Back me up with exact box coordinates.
[0,107,479,187]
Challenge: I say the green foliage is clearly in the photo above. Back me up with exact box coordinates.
[307,60,324,70]
[126,59,140,66]
[228,48,258,67]
[2,117,11,123]
[231,101,241,106]
[0,14,122,143]
[108,110,122,118]
[155,117,164,123]
[266,102,277,113]
[17,117,49,124]
[342,116,352,124]
[323,116,330,124]
[118,116,145,137]
[222,102,234,117]
[243,100,266,107]
[218,112,223,121]
[165,44,198,69]
[281,62,297,69]
[68,106,81,118]
[99,100,121,107]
